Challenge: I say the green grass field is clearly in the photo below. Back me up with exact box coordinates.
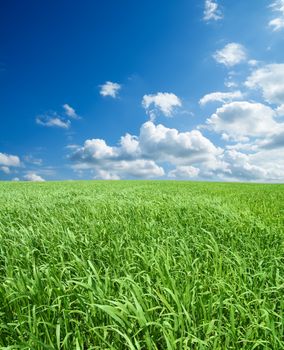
[0,181,283,349]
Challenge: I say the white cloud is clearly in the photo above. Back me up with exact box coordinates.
[139,121,221,164]
[221,148,284,182]
[199,91,243,106]
[94,170,120,180]
[168,165,200,178]
[36,116,70,129]
[69,116,284,182]
[100,81,121,98]
[205,101,279,140]
[245,64,284,105]
[269,0,284,31]
[70,121,223,179]
[203,0,223,21]
[24,173,45,182]
[0,166,10,174]
[269,17,284,31]
[0,152,20,167]
[213,43,247,67]
[63,104,79,119]
[142,92,182,119]
[12,177,20,182]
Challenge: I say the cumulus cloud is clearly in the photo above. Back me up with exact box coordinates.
[269,0,284,31]
[205,101,279,141]
[199,91,243,106]
[245,64,284,105]
[36,115,70,129]
[0,152,21,167]
[69,115,284,182]
[168,165,200,178]
[24,173,45,182]
[213,43,247,67]
[63,104,79,119]
[221,148,284,182]
[142,92,182,119]
[203,0,223,21]
[70,121,224,179]
[100,81,121,98]
[139,122,221,164]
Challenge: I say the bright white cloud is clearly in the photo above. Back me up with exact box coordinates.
[269,0,284,31]
[70,121,223,179]
[205,101,279,141]
[0,152,20,167]
[63,104,79,119]
[36,116,70,129]
[245,64,284,105]
[203,0,223,21]
[69,115,284,182]
[139,121,221,164]
[169,165,200,178]
[142,92,182,119]
[24,173,45,182]
[100,81,121,98]
[213,43,247,67]
[199,91,243,106]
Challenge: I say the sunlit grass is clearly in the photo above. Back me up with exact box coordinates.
[0,181,283,349]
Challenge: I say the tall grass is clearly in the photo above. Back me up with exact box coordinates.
[0,181,283,349]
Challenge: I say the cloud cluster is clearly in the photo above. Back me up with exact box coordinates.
[69,63,284,182]
[199,60,284,182]
[70,121,224,180]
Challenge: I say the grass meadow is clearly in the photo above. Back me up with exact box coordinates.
[0,181,283,349]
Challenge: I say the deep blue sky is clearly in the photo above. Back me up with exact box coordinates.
[1,0,284,181]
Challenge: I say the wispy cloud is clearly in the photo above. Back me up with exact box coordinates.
[269,0,284,31]
[63,104,80,119]
[199,91,243,106]
[36,115,71,129]
[203,0,223,21]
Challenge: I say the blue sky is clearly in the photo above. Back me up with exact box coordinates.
[1,0,284,181]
